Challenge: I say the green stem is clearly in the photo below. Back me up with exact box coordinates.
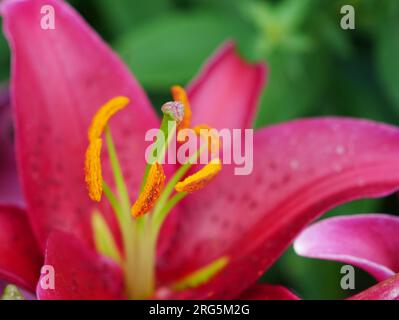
[105,126,141,299]
[103,181,123,224]
[123,218,137,299]
[131,115,177,298]
[130,219,155,299]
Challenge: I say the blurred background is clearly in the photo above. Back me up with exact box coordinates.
[0,0,398,299]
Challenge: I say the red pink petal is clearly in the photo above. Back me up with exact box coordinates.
[188,41,266,130]
[0,206,42,292]
[294,214,399,281]
[36,231,125,300]
[239,284,300,300]
[349,273,399,300]
[2,0,159,248]
[0,86,23,207]
[159,118,399,298]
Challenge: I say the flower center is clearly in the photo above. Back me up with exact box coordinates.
[84,87,227,299]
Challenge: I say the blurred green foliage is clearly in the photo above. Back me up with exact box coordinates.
[0,0,398,299]
[0,18,9,81]
[115,11,253,91]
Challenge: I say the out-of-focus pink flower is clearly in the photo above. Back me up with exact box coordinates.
[294,214,399,300]
[1,0,399,299]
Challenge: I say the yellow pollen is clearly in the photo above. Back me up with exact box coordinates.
[171,85,191,131]
[175,158,222,193]
[88,96,130,142]
[85,138,103,202]
[131,162,166,217]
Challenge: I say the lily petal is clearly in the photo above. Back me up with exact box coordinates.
[0,206,42,292]
[36,231,125,300]
[188,41,266,129]
[239,284,300,300]
[0,86,23,207]
[156,283,300,300]
[2,0,159,248]
[349,273,399,300]
[294,214,399,281]
[159,118,399,298]
[0,85,9,107]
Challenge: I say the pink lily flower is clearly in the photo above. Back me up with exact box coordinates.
[294,214,399,300]
[1,0,399,300]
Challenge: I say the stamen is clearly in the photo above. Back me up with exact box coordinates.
[171,256,229,291]
[92,211,122,265]
[175,158,222,193]
[88,96,129,141]
[83,94,225,299]
[85,97,129,202]
[171,85,191,130]
[85,138,103,201]
[132,162,166,217]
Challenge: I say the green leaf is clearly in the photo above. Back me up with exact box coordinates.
[89,0,172,40]
[255,48,328,127]
[0,17,10,81]
[114,11,253,91]
[241,0,329,127]
[1,285,25,300]
[324,198,383,219]
[376,2,399,112]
